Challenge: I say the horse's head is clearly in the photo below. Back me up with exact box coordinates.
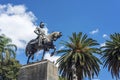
[51,32,62,41]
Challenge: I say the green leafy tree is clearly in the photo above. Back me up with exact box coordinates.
[102,33,120,79]
[0,34,17,61]
[59,76,67,80]
[0,34,21,80]
[1,58,21,80]
[56,32,101,80]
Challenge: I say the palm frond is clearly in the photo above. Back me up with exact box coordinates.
[101,33,120,79]
[57,32,101,80]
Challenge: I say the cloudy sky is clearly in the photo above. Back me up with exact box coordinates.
[1,0,120,80]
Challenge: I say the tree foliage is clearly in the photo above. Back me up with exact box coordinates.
[0,34,21,80]
[102,33,120,79]
[0,34,17,61]
[0,58,21,80]
[56,32,101,80]
[59,76,67,80]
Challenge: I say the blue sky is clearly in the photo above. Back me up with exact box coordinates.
[0,0,120,80]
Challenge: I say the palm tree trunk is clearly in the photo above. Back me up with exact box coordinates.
[72,60,78,80]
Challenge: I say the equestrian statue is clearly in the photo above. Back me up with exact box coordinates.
[25,22,62,64]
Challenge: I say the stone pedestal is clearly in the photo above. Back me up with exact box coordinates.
[18,59,58,80]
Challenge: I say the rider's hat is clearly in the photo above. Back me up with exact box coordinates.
[40,22,44,28]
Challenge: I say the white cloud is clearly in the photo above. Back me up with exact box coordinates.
[35,50,44,57]
[58,46,65,50]
[90,28,99,34]
[103,34,108,38]
[100,42,106,47]
[0,4,48,49]
[44,53,60,67]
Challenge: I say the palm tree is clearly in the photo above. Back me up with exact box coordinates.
[56,32,101,80]
[102,33,120,79]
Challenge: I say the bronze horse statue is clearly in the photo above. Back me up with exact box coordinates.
[25,32,62,64]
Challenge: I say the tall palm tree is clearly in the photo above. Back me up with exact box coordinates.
[56,32,101,80]
[102,33,120,79]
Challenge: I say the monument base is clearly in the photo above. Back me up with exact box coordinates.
[18,59,58,80]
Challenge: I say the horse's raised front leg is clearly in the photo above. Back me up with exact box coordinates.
[50,46,56,56]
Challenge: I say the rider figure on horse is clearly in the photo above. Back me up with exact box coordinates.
[31,22,46,46]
